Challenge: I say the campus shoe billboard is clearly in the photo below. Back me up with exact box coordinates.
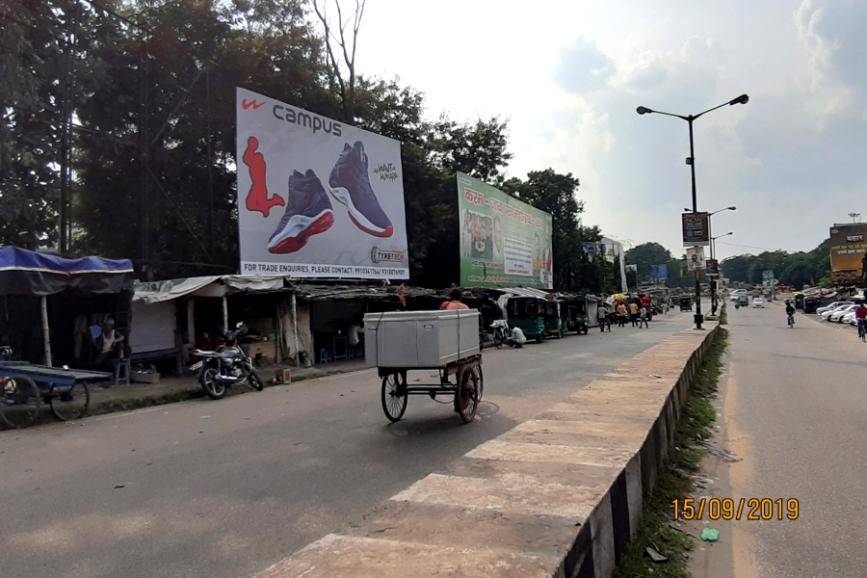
[457,172,553,289]
[236,87,408,279]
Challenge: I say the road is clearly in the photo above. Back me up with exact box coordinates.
[691,303,867,577]
[1,311,695,578]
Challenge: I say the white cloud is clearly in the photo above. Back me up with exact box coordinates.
[357,0,867,260]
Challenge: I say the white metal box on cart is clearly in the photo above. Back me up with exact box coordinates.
[363,310,480,368]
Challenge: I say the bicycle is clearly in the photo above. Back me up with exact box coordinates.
[858,319,866,342]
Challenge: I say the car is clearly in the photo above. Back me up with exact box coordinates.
[729,289,748,302]
[752,297,765,308]
[816,301,850,315]
[829,304,857,323]
[843,311,858,325]
[820,303,852,320]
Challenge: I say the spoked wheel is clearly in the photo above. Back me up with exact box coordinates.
[1,376,41,429]
[381,372,408,422]
[49,382,90,421]
[454,365,480,424]
[200,366,227,400]
[247,370,265,391]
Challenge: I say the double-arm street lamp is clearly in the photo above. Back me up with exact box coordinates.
[638,94,749,329]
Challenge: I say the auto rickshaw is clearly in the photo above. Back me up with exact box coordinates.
[544,297,563,339]
[679,295,693,311]
[506,295,547,343]
[560,294,590,335]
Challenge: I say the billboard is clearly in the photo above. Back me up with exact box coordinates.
[236,87,408,279]
[829,223,867,284]
[649,263,669,283]
[457,172,553,289]
[686,246,706,271]
[682,212,710,246]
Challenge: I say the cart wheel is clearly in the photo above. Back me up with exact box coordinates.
[247,370,265,391]
[1,376,41,429]
[49,382,90,422]
[454,366,480,424]
[381,372,407,423]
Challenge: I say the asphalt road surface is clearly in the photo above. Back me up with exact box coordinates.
[1,311,695,578]
[693,303,867,577]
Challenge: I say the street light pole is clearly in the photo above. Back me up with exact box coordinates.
[637,95,748,330]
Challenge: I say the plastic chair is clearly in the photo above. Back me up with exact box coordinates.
[112,358,130,385]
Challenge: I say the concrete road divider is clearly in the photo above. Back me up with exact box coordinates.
[257,325,719,578]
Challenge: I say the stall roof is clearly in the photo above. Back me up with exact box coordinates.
[290,283,438,302]
[133,275,287,303]
[499,287,551,300]
[0,245,134,295]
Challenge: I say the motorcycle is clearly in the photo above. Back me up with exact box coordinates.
[490,319,510,348]
[190,322,264,400]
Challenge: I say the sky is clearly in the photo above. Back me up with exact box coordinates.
[357,0,867,260]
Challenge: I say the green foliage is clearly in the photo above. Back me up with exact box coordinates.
[721,240,830,288]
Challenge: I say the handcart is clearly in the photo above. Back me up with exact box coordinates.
[0,347,110,428]
[364,310,483,424]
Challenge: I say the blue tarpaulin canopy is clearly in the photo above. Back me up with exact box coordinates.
[0,246,134,295]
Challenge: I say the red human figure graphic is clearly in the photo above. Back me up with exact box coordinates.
[243,136,284,217]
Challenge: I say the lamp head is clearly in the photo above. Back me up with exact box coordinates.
[636,106,653,115]
[729,94,749,106]
[728,206,737,210]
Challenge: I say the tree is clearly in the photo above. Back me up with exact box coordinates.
[625,242,673,282]
[312,0,365,123]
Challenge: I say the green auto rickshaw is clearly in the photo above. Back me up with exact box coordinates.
[544,297,563,339]
[506,295,547,343]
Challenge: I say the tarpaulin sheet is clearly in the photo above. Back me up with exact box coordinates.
[0,246,134,296]
[133,276,221,303]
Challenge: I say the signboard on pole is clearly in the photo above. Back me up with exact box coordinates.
[828,223,867,284]
[706,258,719,276]
[686,246,706,271]
[682,212,710,246]
[457,172,553,289]
[236,87,409,279]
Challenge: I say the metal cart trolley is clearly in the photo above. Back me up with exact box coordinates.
[0,347,109,428]
[364,310,483,424]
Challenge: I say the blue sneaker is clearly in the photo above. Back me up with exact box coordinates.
[267,170,334,254]
[329,141,394,237]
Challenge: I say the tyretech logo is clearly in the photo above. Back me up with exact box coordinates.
[370,247,405,264]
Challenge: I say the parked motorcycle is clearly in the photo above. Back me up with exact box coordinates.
[490,319,510,348]
[191,322,264,400]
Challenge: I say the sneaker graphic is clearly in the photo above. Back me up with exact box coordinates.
[243,136,285,218]
[267,170,334,254]
[329,141,394,238]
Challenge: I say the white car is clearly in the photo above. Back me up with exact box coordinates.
[843,311,858,325]
[816,301,850,315]
[820,303,852,320]
[729,289,747,302]
[829,304,857,322]
[752,297,765,308]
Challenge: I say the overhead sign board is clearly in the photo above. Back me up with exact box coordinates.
[457,172,553,289]
[682,212,710,246]
[706,258,719,276]
[235,87,408,279]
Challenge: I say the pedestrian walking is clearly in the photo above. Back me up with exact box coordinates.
[629,301,639,327]
[616,302,628,327]
[597,305,611,332]
[639,306,649,328]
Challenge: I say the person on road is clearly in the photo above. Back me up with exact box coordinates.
[509,325,527,348]
[639,306,650,328]
[855,302,867,340]
[440,288,470,310]
[629,301,640,327]
[785,300,796,328]
[597,304,611,332]
[616,302,628,327]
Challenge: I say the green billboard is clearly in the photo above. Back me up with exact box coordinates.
[457,172,553,289]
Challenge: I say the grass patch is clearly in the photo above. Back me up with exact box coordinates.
[613,328,728,578]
